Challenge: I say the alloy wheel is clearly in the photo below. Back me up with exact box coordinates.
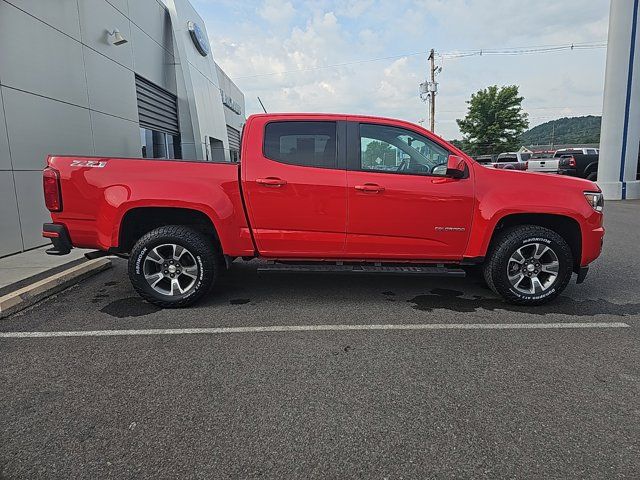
[506,242,560,295]
[142,243,199,296]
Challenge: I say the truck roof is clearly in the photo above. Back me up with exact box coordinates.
[248,112,416,123]
[246,113,453,146]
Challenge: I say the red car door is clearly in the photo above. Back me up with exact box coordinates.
[242,116,347,257]
[345,120,474,261]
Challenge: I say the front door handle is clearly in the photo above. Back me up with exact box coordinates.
[256,177,287,187]
[355,183,385,193]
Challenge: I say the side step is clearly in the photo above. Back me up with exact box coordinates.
[257,262,466,277]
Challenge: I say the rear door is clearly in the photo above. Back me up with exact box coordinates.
[345,121,474,260]
[242,116,347,257]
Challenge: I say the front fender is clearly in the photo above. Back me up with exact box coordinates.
[464,165,596,260]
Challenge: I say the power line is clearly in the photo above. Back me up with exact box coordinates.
[234,41,607,79]
[437,105,603,114]
[441,42,607,58]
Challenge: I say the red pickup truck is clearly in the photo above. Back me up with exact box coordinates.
[42,113,604,307]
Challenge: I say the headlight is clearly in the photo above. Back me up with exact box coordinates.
[584,191,604,212]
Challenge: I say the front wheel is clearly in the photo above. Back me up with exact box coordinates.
[128,225,218,308]
[483,225,573,305]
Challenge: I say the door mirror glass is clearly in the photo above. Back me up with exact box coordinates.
[446,155,466,178]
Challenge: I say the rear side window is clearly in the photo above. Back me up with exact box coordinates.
[264,121,337,168]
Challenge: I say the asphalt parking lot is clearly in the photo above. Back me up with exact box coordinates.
[1,201,639,479]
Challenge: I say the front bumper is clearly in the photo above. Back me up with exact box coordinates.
[42,223,72,255]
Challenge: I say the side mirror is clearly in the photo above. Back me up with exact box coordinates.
[446,154,466,178]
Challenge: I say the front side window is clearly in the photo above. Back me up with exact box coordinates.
[359,124,449,175]
[264,121,337,169]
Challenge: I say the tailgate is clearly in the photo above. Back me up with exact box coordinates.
[529,159,559,172]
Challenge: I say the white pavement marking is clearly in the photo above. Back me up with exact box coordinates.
[0,322,630,339]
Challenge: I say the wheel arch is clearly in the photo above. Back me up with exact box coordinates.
[486,213,582,271]
[116,206,222,254]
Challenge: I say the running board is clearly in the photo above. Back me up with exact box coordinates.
[257,263,466,277]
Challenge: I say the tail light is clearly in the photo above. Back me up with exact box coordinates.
[523,161,528,170]
[43,167,62,212]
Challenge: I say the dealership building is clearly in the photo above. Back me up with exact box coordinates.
[0,0,245,257]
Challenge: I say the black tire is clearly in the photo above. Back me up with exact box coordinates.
[586,171,597,181]
[483,225,573,305]
[128,225,218,308]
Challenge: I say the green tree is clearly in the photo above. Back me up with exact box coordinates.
[449,139,465,151]
[456,85,529,155]
[519,115,601,146]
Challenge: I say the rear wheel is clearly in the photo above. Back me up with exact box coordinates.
[483,225,573,305]
[586,171,597,181]
[128,225,218,308]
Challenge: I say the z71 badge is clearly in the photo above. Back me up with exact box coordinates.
[70,160,107,168]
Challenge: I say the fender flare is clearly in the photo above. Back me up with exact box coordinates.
[112,202,223,250]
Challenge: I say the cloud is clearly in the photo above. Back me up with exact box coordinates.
[198,0,610,139]
[258,0,296,26]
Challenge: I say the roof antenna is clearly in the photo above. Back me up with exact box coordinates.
[257,96,268,113]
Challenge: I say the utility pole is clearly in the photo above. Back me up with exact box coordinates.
[420,50,439,132]
[428,49,436,132]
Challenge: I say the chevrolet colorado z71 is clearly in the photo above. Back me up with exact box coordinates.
[42,113,605,307]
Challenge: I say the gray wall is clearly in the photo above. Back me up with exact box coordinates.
[216,63,245,134]
[0,0,245,257]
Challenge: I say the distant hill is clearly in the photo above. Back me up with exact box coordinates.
[519,115,601,146]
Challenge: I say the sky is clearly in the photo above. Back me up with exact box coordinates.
[192,0,610,140]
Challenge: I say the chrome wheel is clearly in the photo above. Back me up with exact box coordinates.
[506,242,559,295]
[142,243,199,296]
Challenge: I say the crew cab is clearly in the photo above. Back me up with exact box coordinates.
[42,113,605,307]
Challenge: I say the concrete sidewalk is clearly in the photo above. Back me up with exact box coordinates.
[0,246,91,290]
[0,246,112,318]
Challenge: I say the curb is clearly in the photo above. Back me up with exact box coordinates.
[0,257,112,319]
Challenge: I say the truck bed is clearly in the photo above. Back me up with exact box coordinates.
[46,155,255,256]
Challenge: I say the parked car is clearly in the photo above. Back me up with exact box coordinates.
[555,149,599,181]
[494,152,559,173]
[474,154,498,164]
[481,152,528,171]
[42,113,605,307]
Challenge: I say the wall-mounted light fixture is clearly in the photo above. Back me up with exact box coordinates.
[107,29,128,46]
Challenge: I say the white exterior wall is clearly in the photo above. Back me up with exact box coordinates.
[598,0,640,200]
[163,0,233,161]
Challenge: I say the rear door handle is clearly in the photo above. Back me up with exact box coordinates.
[355,184,385,193]
[256,177,287,187]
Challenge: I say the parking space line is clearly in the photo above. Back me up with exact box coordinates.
[0,322,630,339]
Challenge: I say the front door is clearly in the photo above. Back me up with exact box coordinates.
[345,121,474,260]
[242,117,347,257]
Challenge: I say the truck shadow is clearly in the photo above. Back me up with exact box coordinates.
[97,261,640,319]
[408,288,640,317]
